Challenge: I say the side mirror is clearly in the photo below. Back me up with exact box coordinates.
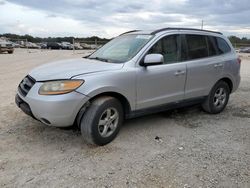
[141,54,164,66]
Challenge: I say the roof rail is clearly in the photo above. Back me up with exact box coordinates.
[119,30,141,36]
[151,28,222,35]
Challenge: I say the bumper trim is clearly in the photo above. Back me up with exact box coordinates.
[15,94,35,119]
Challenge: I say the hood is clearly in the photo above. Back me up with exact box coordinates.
[29,58,124,81]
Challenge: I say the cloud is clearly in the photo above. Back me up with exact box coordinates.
[0,0,6,5]
[47,14,58,18]
[1,0,250,38]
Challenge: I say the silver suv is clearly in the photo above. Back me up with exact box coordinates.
[16,28,241,145]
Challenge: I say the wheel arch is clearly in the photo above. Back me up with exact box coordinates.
[89,92,132,116]
[218,77,233,93]
[75,91,132,128]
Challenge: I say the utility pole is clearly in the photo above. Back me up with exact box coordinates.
[201,20,204,30]
[73,38,75,54]
[26,39,29,53]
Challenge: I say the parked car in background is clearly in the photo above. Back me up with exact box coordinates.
[61,42,73,50]
[47,42,62,49]
[37,43,47,49]
[17,41,27,48]
[239,47,250,53]
[10,42,20,48]
[26,42,40,49]
[73,42,83,50]
[0,38,14,54]
[235,49,240,53]
[81,43,100,49]
[16,28,241,146]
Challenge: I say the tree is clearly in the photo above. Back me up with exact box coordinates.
[0,33,110,43]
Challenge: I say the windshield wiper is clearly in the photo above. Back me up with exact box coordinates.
[88,57,109,62]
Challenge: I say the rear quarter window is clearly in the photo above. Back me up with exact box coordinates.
[215,37,231,54]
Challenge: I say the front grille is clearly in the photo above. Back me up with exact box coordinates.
[18,75,36,97]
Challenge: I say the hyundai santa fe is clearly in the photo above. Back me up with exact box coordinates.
[16,28,241,145]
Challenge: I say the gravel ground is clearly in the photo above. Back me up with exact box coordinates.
[0,49,249,188]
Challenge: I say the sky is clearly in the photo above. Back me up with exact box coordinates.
[0,0,250,38]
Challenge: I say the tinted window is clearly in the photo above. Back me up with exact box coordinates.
[148,35,179,64]
[215,37,231,54]
[207,36,217,56]
[186,35,208,60]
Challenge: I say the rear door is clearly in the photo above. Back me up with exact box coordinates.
[136,34,187,110]
[183,34,224,99]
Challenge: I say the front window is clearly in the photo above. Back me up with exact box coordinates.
[148,35,179,64]
[89,34,153,63]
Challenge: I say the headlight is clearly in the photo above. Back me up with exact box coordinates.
[39,80,84,95]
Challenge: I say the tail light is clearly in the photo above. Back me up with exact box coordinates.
[237,57,241,64]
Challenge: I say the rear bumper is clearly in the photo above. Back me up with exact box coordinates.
[232,75,241,93]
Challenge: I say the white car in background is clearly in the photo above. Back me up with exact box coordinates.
[61,42,73,50]
[0,38,14,54]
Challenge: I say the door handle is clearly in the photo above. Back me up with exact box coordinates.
[174,70,185,76]
[214,63,223,68]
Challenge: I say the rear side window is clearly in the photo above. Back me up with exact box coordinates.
[215,37,231,54]
[186,35,208,59]
[207,36,217,56]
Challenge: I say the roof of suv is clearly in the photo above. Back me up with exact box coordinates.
[120,28,222,36]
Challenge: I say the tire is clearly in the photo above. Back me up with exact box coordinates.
[202,81,230,114]
[8,50,14,54]
[80,96,124,146]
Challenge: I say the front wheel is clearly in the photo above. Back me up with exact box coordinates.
[202,81,230,114]
[80,96,123,146]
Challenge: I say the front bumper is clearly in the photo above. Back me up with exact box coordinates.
[16,82,89,127]
[15,94,35,118]
[0,47,13,52]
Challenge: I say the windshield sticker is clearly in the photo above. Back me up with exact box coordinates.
[136,35,152,40]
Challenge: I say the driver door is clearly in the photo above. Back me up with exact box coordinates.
[136,34,187,110]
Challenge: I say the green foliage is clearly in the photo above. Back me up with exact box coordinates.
[1,33,249,46]
[0,33,110,43]
[228,36,250,44]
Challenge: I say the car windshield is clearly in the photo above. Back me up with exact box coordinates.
[88,34,153,63]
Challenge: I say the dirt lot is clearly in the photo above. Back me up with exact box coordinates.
[0,49,249,188]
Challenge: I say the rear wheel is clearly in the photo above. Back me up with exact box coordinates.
[202,81,230,114]
[79,96,123,146]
